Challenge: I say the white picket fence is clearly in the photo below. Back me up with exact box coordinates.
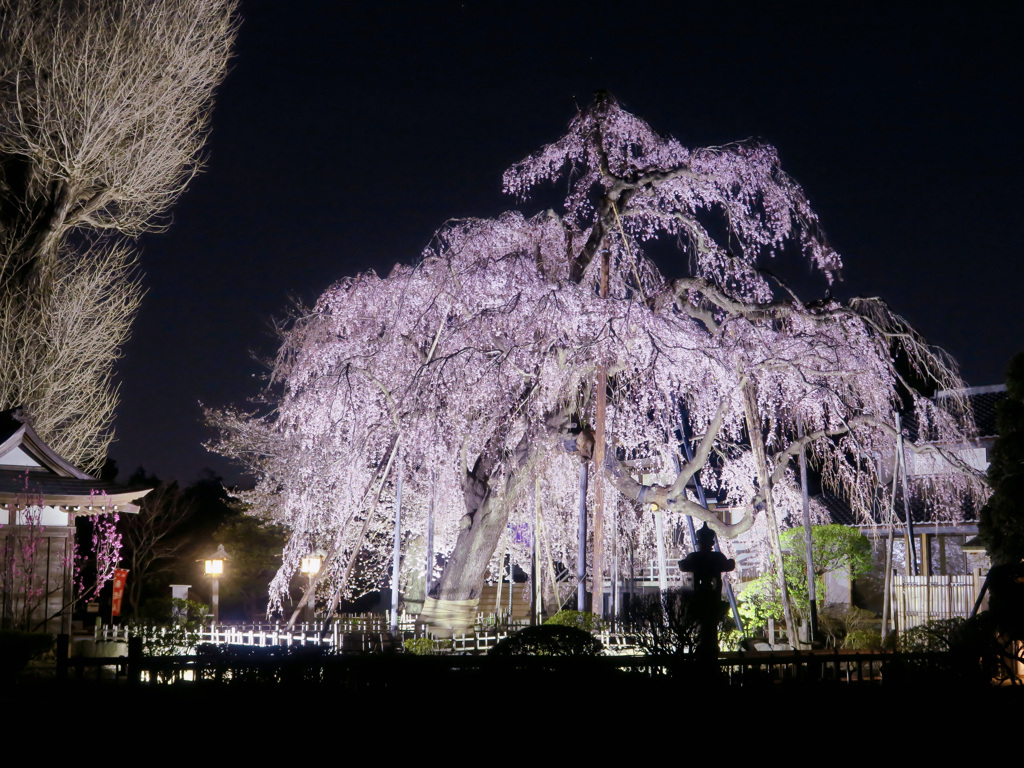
[97,612,413,649]
[97,611,641,655]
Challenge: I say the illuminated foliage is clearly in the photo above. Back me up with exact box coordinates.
[738,525,871,632]
[210,96,985,620]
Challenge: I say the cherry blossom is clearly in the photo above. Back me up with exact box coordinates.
[210,95,984,623]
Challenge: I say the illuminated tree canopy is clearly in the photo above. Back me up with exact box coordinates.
[210,95,986,628]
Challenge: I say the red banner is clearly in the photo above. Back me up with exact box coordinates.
[111,568,128,617]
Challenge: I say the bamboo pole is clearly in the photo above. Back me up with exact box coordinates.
[494,526,506,621]
[881,431,902,639]
[319,440,400,622]
[592,365,608,617]
[291,436,399,627]
[425,472,435,597]
[535,475,544,612]
[882,531,895,639]
[895,414,918,576]
[611,505,620,625]
[321,308,448,626]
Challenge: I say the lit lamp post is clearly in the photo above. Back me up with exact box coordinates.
[202,544,230,626]
[300,553,322,624]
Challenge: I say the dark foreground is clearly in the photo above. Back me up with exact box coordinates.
[7,652,1022,742]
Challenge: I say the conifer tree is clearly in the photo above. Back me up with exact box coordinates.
[979,353,1024,566]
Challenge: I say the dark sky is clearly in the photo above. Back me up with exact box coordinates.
[111,2,1024,485]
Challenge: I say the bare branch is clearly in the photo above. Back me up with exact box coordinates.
[0,0,238,468]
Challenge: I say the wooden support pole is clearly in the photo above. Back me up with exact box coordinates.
[798,415,818,643]
[590,246,610,617]
[654,509,669,595]
[743,381,800,649]
[425,474,435,597]
[535,476,544,611]
[577,462,588,611]
[591,365,608,617]
[882,530,895,640]
[390,450,403,634]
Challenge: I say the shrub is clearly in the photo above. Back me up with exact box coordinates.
[403,637,452,655]
[898,617,965,654]
[545,610,603,632]
[843,629,883,650]
[625,588,730,657]
[739,525,872,635]
[127,597,209,656]
[488,624,603,657]
[888,615,1012,687]
[819,605,880,649]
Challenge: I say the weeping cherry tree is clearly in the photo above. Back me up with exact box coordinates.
[209,95,986,635]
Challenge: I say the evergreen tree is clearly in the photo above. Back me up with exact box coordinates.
[979,353,1024,566]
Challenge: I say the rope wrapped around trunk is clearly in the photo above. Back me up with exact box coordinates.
[419,597,479,637]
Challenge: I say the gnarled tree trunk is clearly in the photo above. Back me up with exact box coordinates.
[421,430,530,634]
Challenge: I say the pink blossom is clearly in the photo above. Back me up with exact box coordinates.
[209,97,984,612]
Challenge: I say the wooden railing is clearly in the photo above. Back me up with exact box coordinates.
[718,649,884,685]
[57,641,986,689]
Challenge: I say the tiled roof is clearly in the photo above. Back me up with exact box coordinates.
[817,488,977,529]
[0,469,150,505]
[811,387,1002,532]
[903,384,1006,443]
[0,408,151,510]
[955,385,1007,439]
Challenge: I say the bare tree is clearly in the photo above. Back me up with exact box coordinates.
[0,242,141,468]
[0,0,238,469]
[120,480,194,618]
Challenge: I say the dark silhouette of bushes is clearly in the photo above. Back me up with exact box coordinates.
[488,624,603,656]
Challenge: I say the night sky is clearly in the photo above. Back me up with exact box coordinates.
[110,3,1023,485]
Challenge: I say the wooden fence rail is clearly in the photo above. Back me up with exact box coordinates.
[59,639,977,689]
